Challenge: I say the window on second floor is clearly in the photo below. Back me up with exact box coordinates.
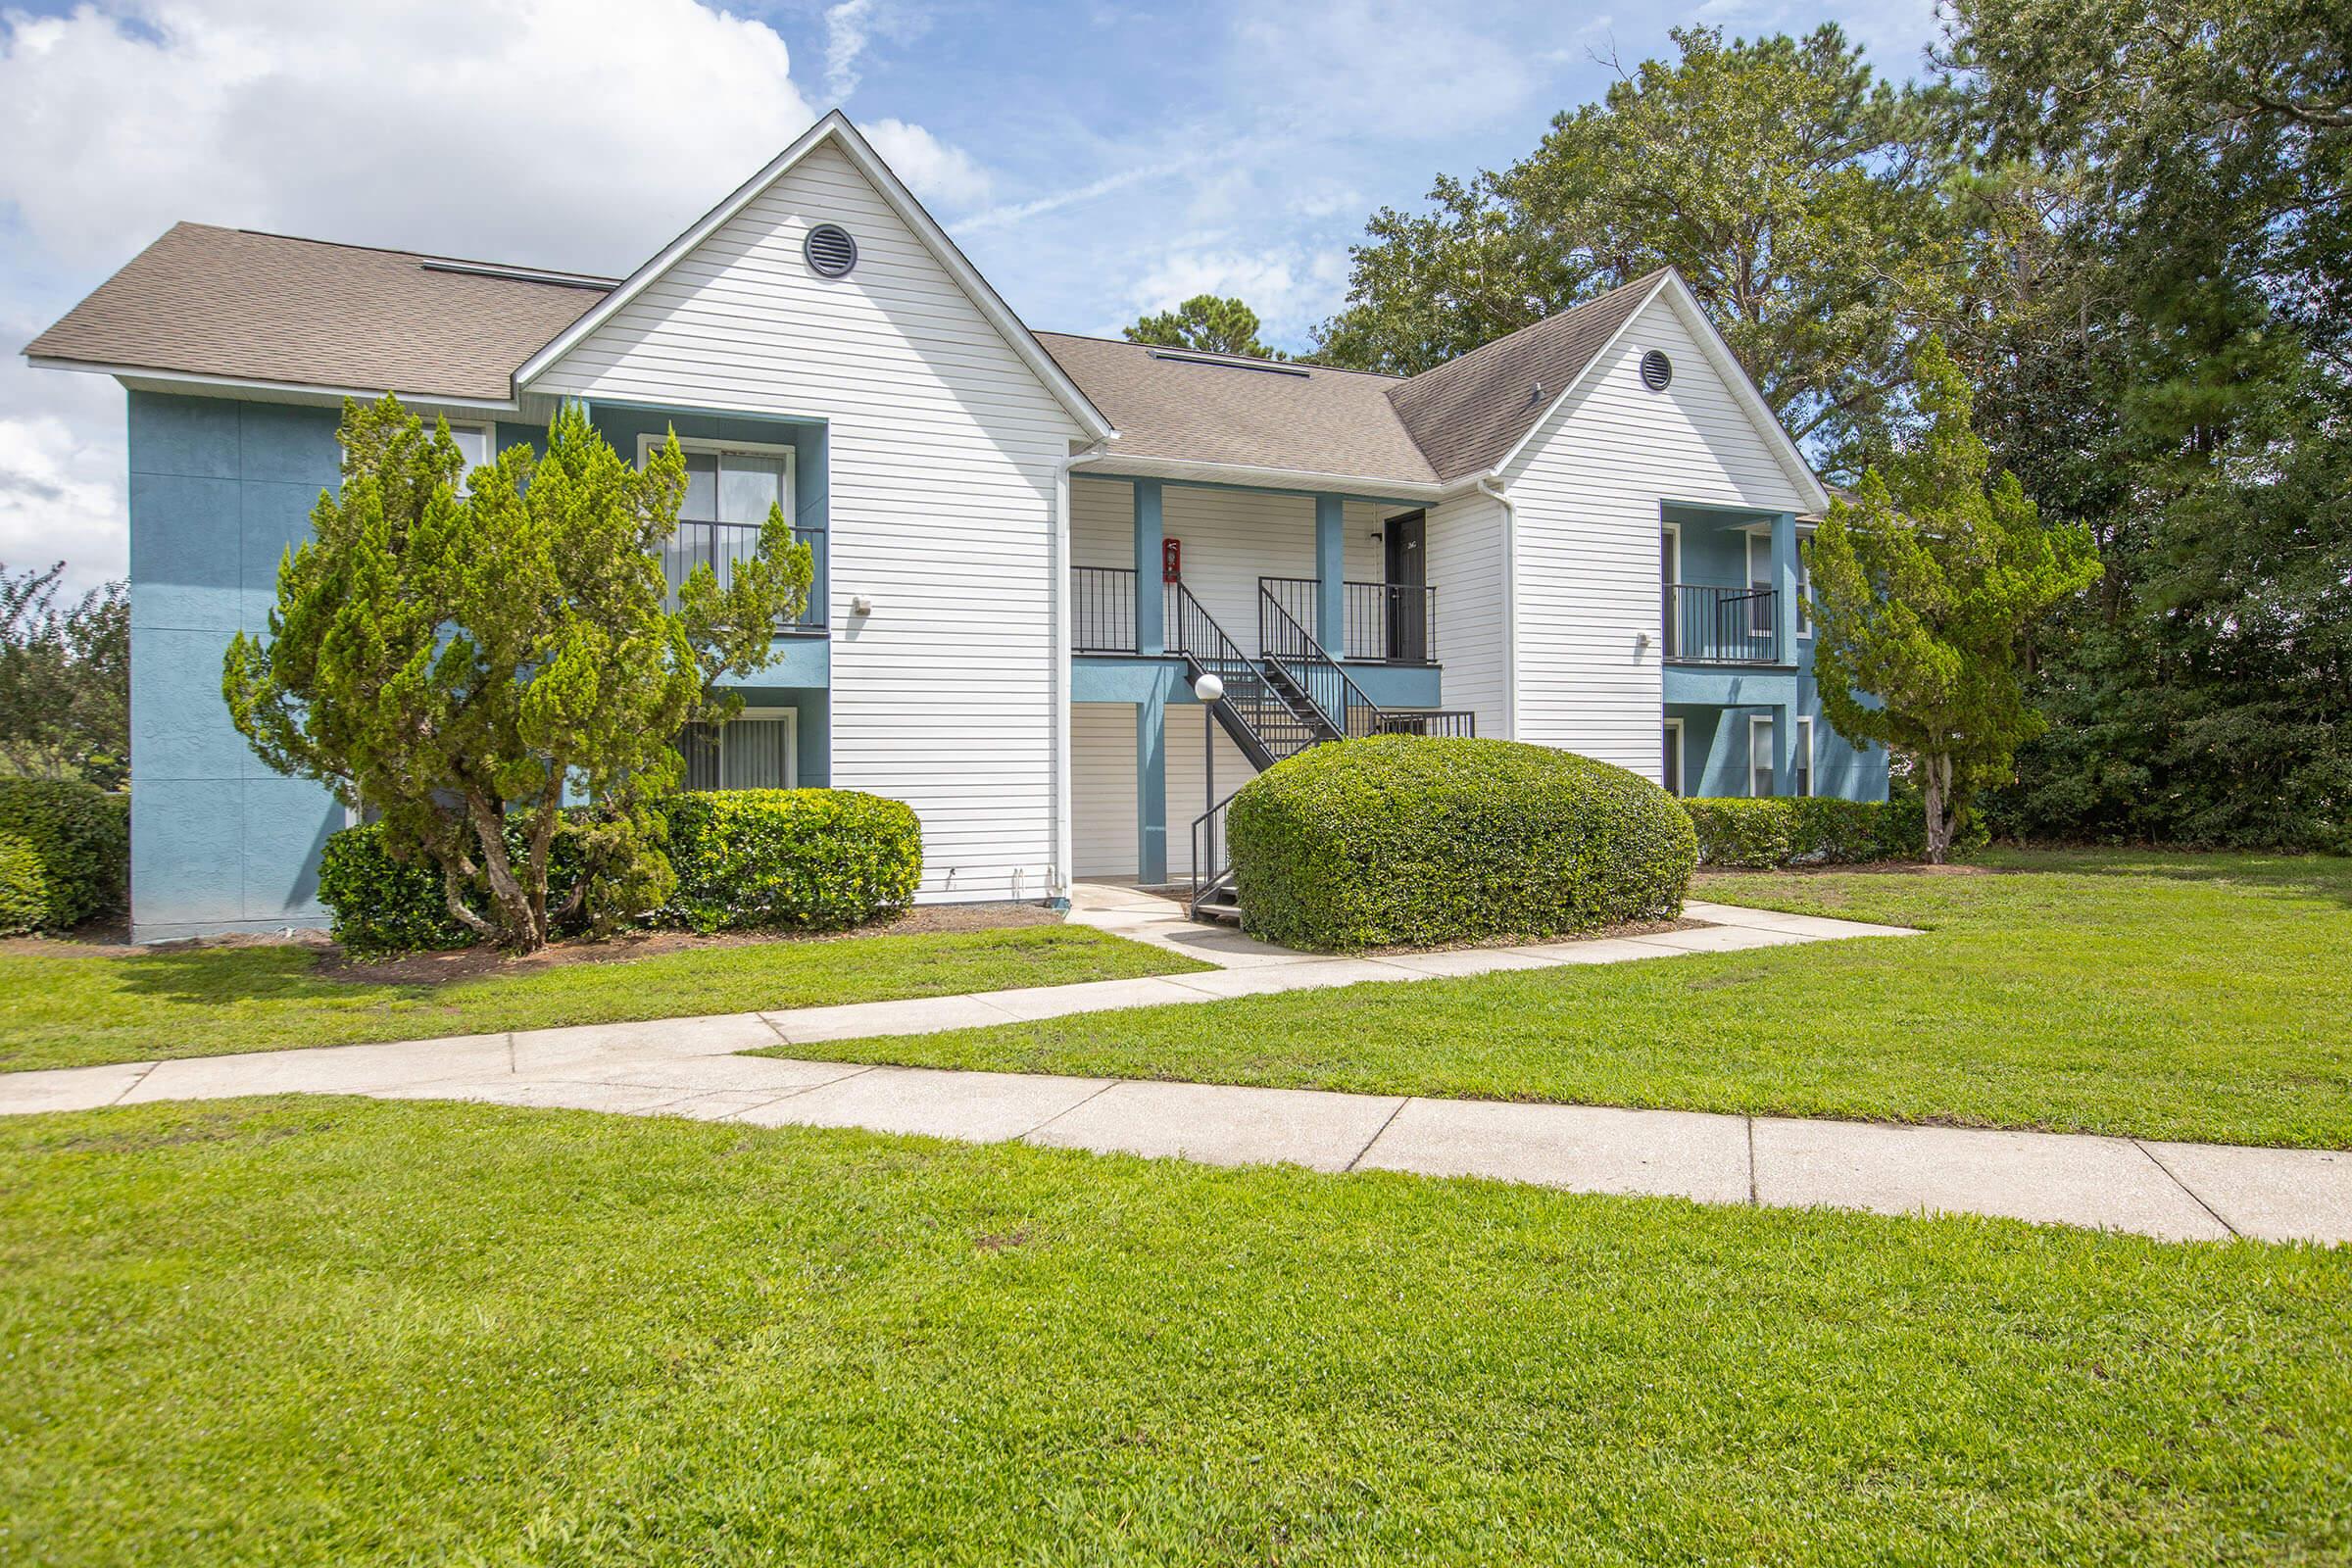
[444,420,492,496]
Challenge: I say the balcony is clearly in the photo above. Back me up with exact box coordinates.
[1663,582,1779,664]
[1073,567,1438,664]
[662,520,827,635]
[1259,576,1436,665]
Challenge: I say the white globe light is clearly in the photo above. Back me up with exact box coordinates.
[1193,672,1225,703]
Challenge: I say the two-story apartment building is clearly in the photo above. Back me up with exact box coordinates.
[24,112,1884,943]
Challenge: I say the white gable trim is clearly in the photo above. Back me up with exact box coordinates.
[1489,270,1831,514]
[515,111,1115,442]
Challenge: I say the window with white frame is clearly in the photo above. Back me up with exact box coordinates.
[1797,534,1814,636]
[677,709,798,791]
[646,438,798,601]
[442,420,493,495]
[1795,715,1814,797]
[1750,713,1775,797]
[1662,718,1685,797]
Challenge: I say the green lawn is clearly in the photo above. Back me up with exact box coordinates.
[0,1098,2343,1564]
[0,924,1204,1075]
[761,850,2352,1149]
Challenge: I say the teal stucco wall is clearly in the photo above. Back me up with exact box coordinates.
[126,392,349,942]
[125,391,835,942]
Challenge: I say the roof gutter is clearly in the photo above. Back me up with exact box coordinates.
[1475,472,1519,742]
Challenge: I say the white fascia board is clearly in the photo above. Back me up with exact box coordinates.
[1072,452,1444,507]
[1653,275,1834,514]
[1486,270,1675,480]
[1483,270,1834,514]
[28,358,520,414]
[514,110,1115,443]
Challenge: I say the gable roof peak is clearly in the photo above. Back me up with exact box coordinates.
[1385,269,1675,483]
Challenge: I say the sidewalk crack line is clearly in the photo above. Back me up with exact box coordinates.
[2134,1139,2237,1238]
[1017,1078,1123,1141]
[1344,1097,1412,1173]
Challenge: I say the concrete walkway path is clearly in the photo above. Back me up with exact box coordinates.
[4,894,2344,1246]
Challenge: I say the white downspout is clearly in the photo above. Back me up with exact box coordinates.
[1051,438,1109,904]
[1475,472,1518,741]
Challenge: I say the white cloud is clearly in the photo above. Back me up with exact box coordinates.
[824,0,878,100]
[863,119,994,211]
[1231,2,1539,138]
[1119,242,1353,342]
[0,0,985,586]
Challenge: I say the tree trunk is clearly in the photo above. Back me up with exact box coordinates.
[1922,752,1953,865]
[466,795,545,951]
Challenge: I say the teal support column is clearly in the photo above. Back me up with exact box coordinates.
[1137,687,1167,883]
[1770,509,1799,665]
[1314,493,1346,648]
[1134,479,1165,657]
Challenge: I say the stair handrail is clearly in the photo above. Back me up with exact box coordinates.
[1189,781,1250,910]
[1256,583,1387,739]
[1165,583,1305,766]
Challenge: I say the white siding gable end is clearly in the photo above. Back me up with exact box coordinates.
[528,129,1091,905]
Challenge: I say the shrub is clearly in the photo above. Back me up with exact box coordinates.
[0,834,49,935]
[1227,735,1696,952]
[318,789,924,953]
[0,778,127,927]
[318,818,590,956]
[1680,795,1943,867]
[662,789,922,934]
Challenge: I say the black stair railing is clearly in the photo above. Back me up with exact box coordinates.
[1167,584,1332,767]
[1258,583,1388,739]
[1190,783,1248,910]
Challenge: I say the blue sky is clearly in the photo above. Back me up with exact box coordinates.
[0,0,1942,589]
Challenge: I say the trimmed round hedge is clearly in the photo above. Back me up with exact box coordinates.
[318,789,923,955]
[0,778,127,928]
[1227,735,1696,952]
[0,833,50,936]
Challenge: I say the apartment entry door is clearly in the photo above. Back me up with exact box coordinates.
[1384,511,1427,663]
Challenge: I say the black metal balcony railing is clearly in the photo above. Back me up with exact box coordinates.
[1663,582,1778,664]
[663,521,827,634]
[1259,576,1437,664]
[1073,565,1139,654]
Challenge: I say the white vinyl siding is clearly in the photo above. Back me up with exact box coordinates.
[1070,702,1257,880]
[530,140,1087,904]
[1071,703,1139,877]
[1070,478,1388,656]
[1165,705,1256,879]
[1505,292,1811,779]
[1422,488,1509,738]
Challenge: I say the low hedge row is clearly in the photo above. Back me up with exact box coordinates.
[0,778,127,928]
[1680,796,1927,867]
[662,789,923,935]
[1228,735,1696,952]
[0,834,49,936]
[318,788,923,955]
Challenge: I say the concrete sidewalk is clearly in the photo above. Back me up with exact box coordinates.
[5,895,2344,1245]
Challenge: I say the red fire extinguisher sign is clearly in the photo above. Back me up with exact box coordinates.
[1161,538,1181,583]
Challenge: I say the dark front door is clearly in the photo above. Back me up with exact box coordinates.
[1384,511,1427,662]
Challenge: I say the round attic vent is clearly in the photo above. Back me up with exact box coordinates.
[804,222,858,278]
[1640,349,1673,391]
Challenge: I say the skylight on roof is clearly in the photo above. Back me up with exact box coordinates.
[1146,348,1309,377]
[417,259,613,291]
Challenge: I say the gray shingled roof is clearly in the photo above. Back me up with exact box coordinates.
[25,224,1679,487]
[1036,333,1436,487]
[1386,270,1670,482]
[23,222,612,403]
